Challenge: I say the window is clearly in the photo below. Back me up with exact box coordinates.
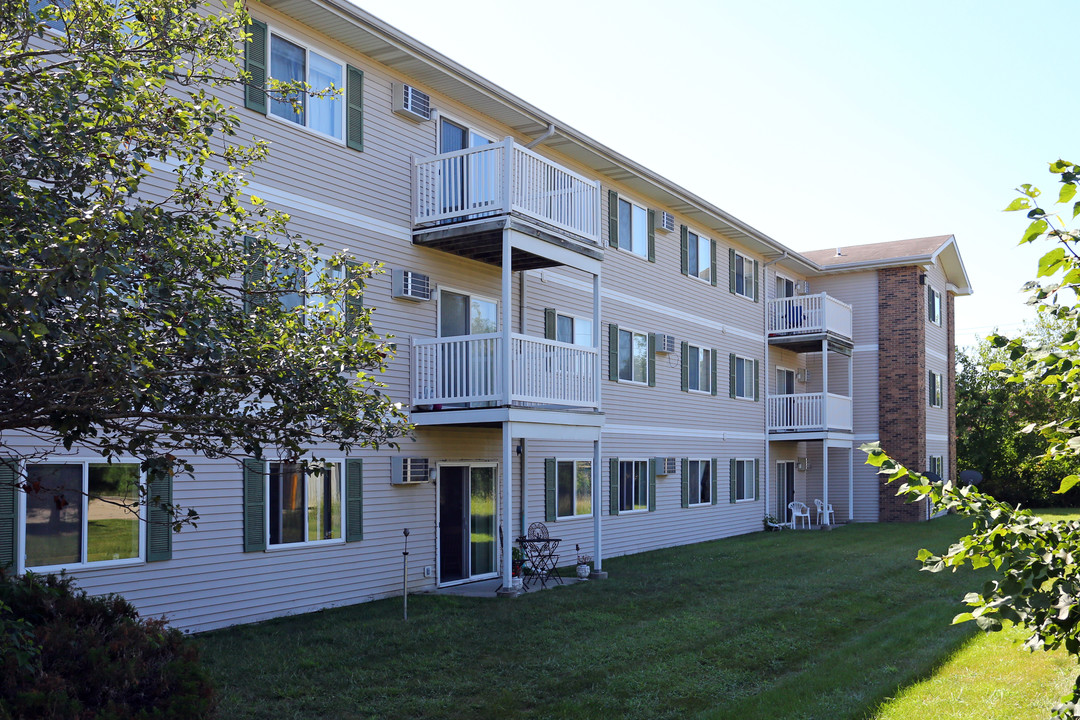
[618,328,649,383]
[687,230,712,282]
[731,355,757,400]
[776,367,795,395]
[268,462,342,545]
[555,313,593,348]
[776,275,797,299]
[928,287,942,326]
[556,460,592,518]
[23,462,142,569]
[618,460,649,512]
[281,257,345,317]
[929,455,945,480]
[685,344,713,393]
[617,198,649,258]
[929,371,943,408]
[686,460,711,506]
[730,251,756,300]
[268,32,344,140]
[732,459,756,502]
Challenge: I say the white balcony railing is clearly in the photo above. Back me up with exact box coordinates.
[413,137,602,243]
[768,293,853,339]
[412,333,599,409]
[767,392,852,432]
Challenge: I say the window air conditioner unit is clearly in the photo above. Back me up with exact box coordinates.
[658,211,676,233]
[392,83,432,122]
[656,333,677,354]
[391,457,431,484]
[391,268,431,301]
[654,457,677,475]
[796,369,808,384]
[796,281,811,295]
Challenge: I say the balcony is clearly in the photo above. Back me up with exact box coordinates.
[411,333,600,410]
[412,138,602,270]
[767,294,852,351]
[767,393,852,434]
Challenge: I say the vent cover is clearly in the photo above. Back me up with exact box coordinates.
[656,333,677,354]
[392,83,432,122]
[392,268,431,301]
[658,211,676,233]
[392,457,431,484]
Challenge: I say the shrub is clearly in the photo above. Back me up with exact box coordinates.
[0,572,214,720]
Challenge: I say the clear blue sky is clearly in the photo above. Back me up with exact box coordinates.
[354,0,1080,348]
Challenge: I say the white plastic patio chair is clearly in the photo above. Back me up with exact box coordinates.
[788,501,811,529]
[814,498,835,526]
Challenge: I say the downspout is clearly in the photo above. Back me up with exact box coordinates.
[761,252,788,522]
[525,124,557,149]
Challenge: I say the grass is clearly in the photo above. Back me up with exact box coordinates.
[197,516,1069,720]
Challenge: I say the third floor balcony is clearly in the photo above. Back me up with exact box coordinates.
[767,293,853,352]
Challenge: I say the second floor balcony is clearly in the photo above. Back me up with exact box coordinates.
[411,333,600,411]
[767,392,852,434]
[413,138,602,249]
[767,294,853,350]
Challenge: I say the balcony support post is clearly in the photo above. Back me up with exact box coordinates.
[848,445,854,522]
[502,226,512,406]
[593,272,602,409]
[499,422,516,596]
[821,338,830,526]
[591,437,607,578]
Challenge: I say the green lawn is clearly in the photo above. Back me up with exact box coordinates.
[198,516,1073,719]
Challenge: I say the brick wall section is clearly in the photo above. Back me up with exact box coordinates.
[947,291,957,486]
[877,266,928,521]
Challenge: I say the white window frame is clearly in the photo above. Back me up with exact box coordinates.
[555,459,593,519]
[734,355,756,400]
[732,251,756,300]
[775,273,797,299]
[555,312,594,348]
[929,455,945,480]
[618,459,649,513]
[734,458,756,502]
[686,459,712,507]
[436,114,496,153]
[264,459,346,549]
[616,197,650,259]
[437,286,500,337]
[266,25,347,144]
[17,458,146,573]
[687,230,711,283]
[618,327,649,385]
[929,371,943,408]
[928,287,943,326]
[775,366,796,395]
[687,344,711,394]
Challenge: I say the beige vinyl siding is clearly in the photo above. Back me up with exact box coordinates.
[924,262,950,439]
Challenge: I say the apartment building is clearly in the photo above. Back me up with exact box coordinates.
[1,0,970,631]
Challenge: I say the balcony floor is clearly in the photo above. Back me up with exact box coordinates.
[411,406,605,440]
[413,216,602,270]
[767,331,853,353]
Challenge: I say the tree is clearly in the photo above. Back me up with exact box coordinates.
[0,0,408,524]
[957,319,1080,508]
[864,159,1080,719]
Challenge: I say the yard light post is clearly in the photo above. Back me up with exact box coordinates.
[402,528,410,621]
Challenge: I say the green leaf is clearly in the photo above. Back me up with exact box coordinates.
[1054,475,1080,495]
[1004,197,1031,212]
[952,612,974,625]
[1060,183,1078,204]
[1023,219,1049,245]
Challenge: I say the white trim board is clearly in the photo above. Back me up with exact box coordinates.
[604,424,764,441]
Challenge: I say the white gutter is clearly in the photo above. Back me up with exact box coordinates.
[525,124,556,149]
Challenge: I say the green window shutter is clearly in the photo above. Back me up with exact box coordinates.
[680,458,689,509]
[710,240,718,286]
[608,190,619,247]
[609,458,620,516]
[545,458,557,522]
[608,323,620,382]
[679,225,689,276]
[346,65,364,152]
[711,458,719,505]
[648,459,657,512]
[146,467,173,562]
[544,308,556,340]
[710,348,718,396]
[729,459,737,504]
[0,460,17,570]
[754,359,760,401]
[244,18,268,114]
[728,248,737,294]
[754,459,761,500]
[242,459,266,552]
[243,236,266,314]
[753,260,760,302]
[729,353,736,399]
[344,260,364,331]
[345,459,363,542]
[647,209,656,263]
[680,341,689,392]
[647,333,657,387]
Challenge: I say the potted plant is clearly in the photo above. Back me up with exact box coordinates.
[511,547,525,589]
[575,544,592,580]
[763,514,786,531]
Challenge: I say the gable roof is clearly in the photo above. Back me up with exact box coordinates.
[801,235,973,295]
